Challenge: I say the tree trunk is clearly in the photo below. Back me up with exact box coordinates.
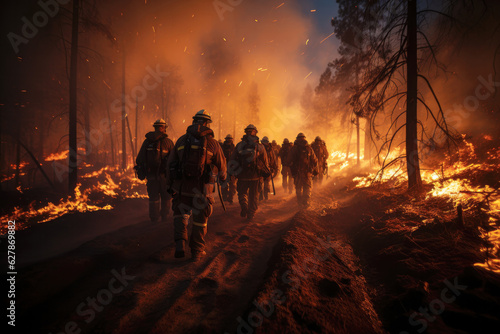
[15,128,20,187]
[356,116,360,166]
[218,102,222,140]
[126,115,136,159]
[83,88,91,164]
[68,0,79,195]
[346,120,353,163]
[161,79,165,120]
[406,0,422,190]
[364,117,371,163]
[0,109,2,191]
[233,106,236,139]
[105,93,115,166]
[121,47,127,169]
[135,96,138,155]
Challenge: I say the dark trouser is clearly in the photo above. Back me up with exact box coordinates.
[221,175,237,202]
[282,166,293,193]
[172,193,214,253]
[263,176,272,198]
[294,173,312,207]
[237,179,260,217]
[147,174,171,221]
[314,165,326,185]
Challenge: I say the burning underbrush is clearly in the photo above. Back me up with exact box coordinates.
[348,138,500,272]
[325,183,500,333]
[0,166,147,234]
[313,137,500,332]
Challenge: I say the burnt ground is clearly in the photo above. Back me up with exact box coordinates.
[4,175,500,334]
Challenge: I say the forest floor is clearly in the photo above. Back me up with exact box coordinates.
[4,172,500,334]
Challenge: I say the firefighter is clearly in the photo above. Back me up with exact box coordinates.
[259,136,278,200]
[279,138,294,194]
[287,133,318,208]
[221,134,237,204]
[167,110,227,261]
[311,136,329,185]
[271,139,281,176]
[230,124,270,221]
[136,119,174,222]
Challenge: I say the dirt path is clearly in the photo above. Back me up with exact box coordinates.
[13,178,390,334]
[15,186,301,333]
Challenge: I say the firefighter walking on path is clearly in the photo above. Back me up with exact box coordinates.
[259,136,278,200]
[221,134,237,204]
[311,136,329,186]
[287,133,318,208]
[230,124,270,221]
[271,139,281,176]
[136,119,175,222]
[279,138,294,194]
[167,110,227,261]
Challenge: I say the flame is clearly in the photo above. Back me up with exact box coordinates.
[3,184,113,233]
[1,168,147,234]
[45,151,68,161]
[45,148,87,161]
[10,161,29,169]
[346,138,500,273]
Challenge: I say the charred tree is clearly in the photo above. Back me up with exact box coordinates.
[406,0,422,190]
[135,96,138,155]
[121,48,127,170]
[83,88,91,164]
[364,117,371,162]
[68,0,80,195]
[15,125,20,187]
[105,93,115,166]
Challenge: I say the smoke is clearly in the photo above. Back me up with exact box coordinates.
[94,0,339,143]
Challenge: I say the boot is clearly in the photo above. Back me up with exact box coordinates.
[240,207,247,217]
[160,199,170,222]
[175,240,186,258]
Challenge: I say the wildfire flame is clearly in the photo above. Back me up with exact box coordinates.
[347,139,500,273]
[1,168,147,234]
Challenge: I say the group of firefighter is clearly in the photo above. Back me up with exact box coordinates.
[135,110,329,261]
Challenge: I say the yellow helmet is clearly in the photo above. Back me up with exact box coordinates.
[192,109,212,123]
[153,119,167,127]
[245,124,258,133]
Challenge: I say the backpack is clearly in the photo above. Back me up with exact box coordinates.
[180,134,208,180]
[145,139,163,174]
[295,145,313,173]
[264,144,276,171]
[280,145,291,165]
[237,140,258,172]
